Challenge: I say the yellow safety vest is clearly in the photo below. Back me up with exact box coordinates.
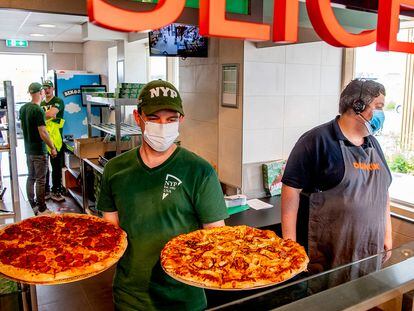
[46,119,65,153]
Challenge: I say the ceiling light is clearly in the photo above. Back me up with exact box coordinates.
[30,33,45,37]
[38,24,56,28]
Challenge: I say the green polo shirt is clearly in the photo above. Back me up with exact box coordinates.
[19,102,47,155]
[97,147,228,311]
[41,96,65,123]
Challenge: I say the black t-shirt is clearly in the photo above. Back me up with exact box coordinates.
[282,116,390,192]
[281,116,391,248]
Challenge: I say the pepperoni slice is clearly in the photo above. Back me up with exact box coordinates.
[82,237,92,247]
[72,260,83,267]
[0,257,11,264]
[55,255,65,262]
[74,253,84,260]
[38,265,51,273]
[37,255,46,262]
[5,226,22,235]
[0,233,16,240]
[57,261,67,267]
[88,254,98,262]
[31,236,42,243]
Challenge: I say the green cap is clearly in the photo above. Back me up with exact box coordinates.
[28,82,44,94]
[138,80,184,116]
[43,80,54,88]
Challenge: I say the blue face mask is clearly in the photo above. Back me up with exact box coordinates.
[369,110,385,135]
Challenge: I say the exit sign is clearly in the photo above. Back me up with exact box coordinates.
[6,39,29,48]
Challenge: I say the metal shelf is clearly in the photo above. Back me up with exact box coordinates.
[67,187,94,209]
[1,81,20,223]
[86,96,138,107]
[0,212,15,219]
[83,158,104,175]
[67,167,81,180]
[90,123,141,137]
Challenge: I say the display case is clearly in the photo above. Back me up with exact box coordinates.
[207,241,414,310]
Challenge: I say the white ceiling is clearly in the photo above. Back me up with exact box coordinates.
[0,10,87,42]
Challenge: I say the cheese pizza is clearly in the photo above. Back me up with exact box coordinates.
[161,225,309,289]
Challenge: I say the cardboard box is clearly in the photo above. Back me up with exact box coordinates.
[262,160,286,196]
[74,137,131,159]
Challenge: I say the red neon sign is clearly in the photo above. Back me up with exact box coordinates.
[88,0,414,54]
[87,0,185,32]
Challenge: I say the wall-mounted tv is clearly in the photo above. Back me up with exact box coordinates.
[149,24,208,58]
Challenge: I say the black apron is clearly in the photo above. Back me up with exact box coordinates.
[307,138,391,282]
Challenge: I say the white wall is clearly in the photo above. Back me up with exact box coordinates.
[124,40,148,84]
[0,40,83,71]
[243,41,342,163]
[108,46,117,92]
[83,41,115,87]
[242,41,342,197]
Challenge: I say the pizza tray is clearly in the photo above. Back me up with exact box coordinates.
[162,265,307,291]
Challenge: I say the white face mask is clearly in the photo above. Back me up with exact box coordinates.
[141,118,179,152]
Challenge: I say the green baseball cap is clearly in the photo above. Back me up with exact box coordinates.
[138,80,184,116]
[43,80,54,88]
[28,82,44,94]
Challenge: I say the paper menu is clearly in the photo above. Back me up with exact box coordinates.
[247,199,273,210]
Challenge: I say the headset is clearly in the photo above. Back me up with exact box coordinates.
[352,79,366,114]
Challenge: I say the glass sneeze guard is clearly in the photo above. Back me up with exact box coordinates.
[209,241,414,310]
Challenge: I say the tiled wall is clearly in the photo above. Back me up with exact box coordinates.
[178,40,343,194]
[242,41,343,197]
[218,39,244,188]
[179,39,220,169]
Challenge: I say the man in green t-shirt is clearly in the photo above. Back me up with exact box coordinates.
[98,80,229,311]
[20,82,57,215]
[41,80,65,202]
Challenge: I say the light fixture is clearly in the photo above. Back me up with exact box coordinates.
[38,24,56,28]
[30,33,45,37]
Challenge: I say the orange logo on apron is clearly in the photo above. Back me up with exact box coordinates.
[353,162,380,171]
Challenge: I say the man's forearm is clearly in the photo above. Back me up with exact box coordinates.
[45,107,58,119]
[203,220,225,229]
[385,194,392,249]
[103,212,120,227]
[39,131,55,150]
[281,184,301,241]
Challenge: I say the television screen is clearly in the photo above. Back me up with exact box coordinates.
[149,24,208,58]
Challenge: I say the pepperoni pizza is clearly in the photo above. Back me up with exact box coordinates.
[0,214,127,284]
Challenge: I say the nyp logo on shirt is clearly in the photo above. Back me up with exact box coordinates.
[162,174,182,200]
[150,87,178,99]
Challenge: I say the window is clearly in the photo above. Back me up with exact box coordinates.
[148,55,167,81]
[0,53,46,102]
[355,31,414,207]
[146,48,179,88]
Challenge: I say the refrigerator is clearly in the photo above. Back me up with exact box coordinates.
[47,70,102,139]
